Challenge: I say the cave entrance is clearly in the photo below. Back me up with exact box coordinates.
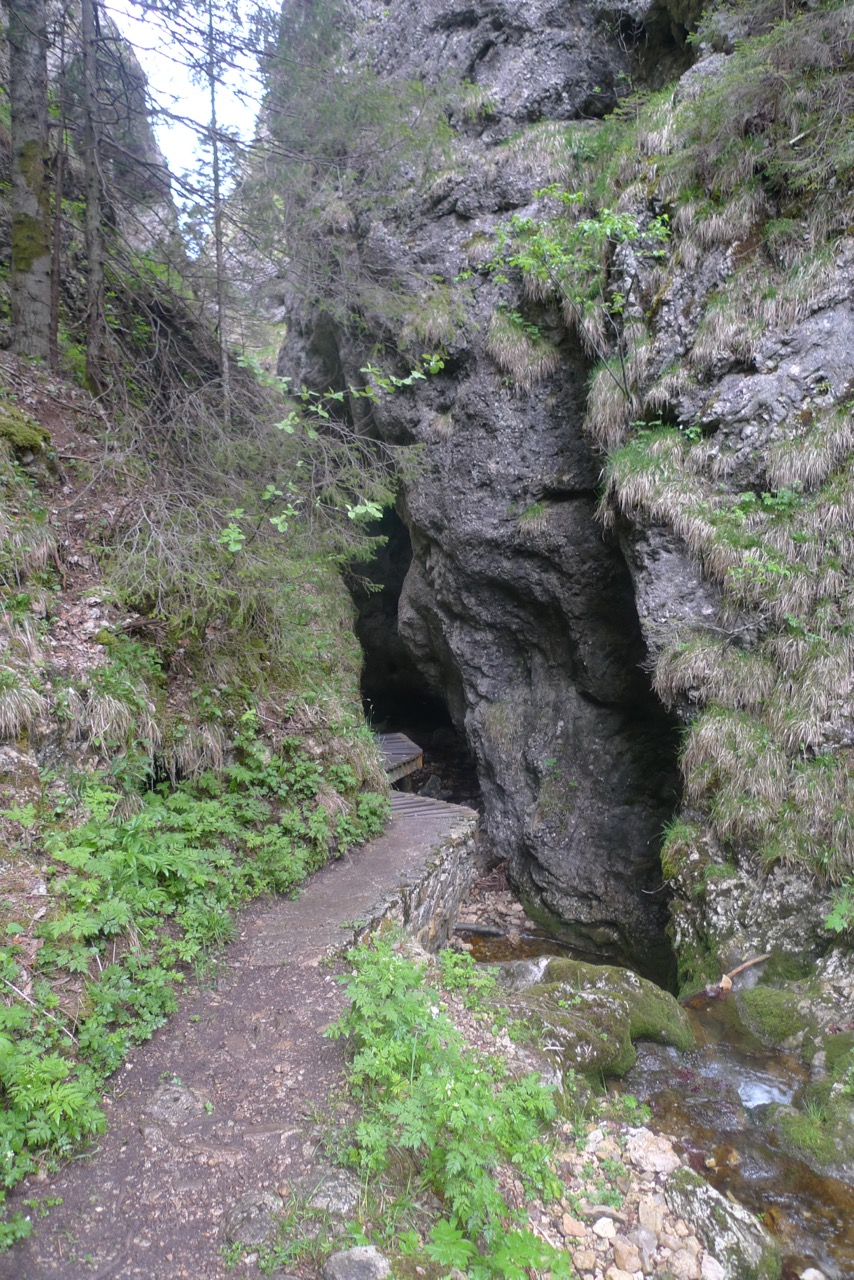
[347,509,481,809]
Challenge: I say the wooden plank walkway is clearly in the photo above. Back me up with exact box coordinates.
[377,731,423,782]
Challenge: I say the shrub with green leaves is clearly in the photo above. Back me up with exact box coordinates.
[325,937,573,1280]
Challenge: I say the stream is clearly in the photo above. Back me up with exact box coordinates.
[622,994,854,1280]
[464,932,854,1280]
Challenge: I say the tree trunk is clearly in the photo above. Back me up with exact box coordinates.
[207,0,231,428]
[8,0,52,361]
[82,0,106,392]
[49,14,69,372]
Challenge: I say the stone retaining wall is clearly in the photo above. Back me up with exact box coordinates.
[351,811,480,952]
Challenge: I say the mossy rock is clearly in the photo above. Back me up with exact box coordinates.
[757,949,816,986]
[767,1088,854,1181]
[736,986,814,1048]
[0,406,49,452]
[825,1031,854,1081]
[665,1167,781,1280]
[669,899,721,998]
[513,957,695,1079]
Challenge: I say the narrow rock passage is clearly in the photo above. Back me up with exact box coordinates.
[3,760,477,1280]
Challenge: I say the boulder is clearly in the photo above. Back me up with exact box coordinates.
[514,957,694,1076]
[665,1168,781,1280]
[322,1246,391,1280]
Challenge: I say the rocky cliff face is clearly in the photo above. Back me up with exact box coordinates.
[0,3,176,346]
[277,0,854,986]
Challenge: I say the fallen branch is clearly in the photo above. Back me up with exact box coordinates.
[0,975,78,1045]
[725,953,771,980]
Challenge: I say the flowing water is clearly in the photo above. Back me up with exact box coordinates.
[621,995,854,1280]
[467,934,854,1279]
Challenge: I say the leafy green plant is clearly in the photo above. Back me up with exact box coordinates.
[325,937,573,1279]
[826,881,854,935]
[437,948,501,1015]
[0,722,389,1242]
[485,184,668,401]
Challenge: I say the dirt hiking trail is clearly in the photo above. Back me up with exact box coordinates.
[4,785,476,1280]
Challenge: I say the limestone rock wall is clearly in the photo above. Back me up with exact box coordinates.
[277,0,853,985]
[278,0,689,975]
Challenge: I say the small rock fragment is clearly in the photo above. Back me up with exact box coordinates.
[613,1236,642,1272]
[670,1247,703,1280]
[223,1191,282,1245]
[637,1193,665,1236]
[625,1128,681,1175]
[322,1246,392,1280]
[561,1215,587,1238]
[572,1250,597,1271]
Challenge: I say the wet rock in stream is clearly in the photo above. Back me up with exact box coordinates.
[665,1167,782,1280]
[513,956,695,1077]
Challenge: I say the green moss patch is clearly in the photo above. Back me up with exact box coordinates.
[737,986,812,1047]
[757,949,816,986]
[0,406,48,452]
[826,1031,854,1081]
[772,1089,846,1170]
[777,1106,837,1166]
[516,957,694,1078]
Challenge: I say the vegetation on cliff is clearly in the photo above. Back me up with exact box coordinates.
[475,0,854,978]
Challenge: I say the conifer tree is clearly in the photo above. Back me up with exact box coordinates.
[7,0,52,361]
[81,0,107,390]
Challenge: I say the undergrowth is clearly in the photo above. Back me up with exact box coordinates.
[256,938,576,1279]
[0,711,389,1247]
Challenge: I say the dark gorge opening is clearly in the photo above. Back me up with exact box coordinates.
[348,509,481,810]
[348,507,682,990]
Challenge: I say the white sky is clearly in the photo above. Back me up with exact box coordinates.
[106,0,262,181]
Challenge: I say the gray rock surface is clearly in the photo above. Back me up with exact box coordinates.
[351,0,630,128]
[322,1246,391,1280]
[665,1168,781,1280]
[223,1190,283,1246]
[277,0,854,990]
[144,1083,208,1123]
[280,1,685,972]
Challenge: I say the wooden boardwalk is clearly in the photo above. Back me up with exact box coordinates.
[376,730,423,781]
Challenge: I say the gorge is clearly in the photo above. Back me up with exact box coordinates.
[277,0,854,1000]
[0,0,853,1274]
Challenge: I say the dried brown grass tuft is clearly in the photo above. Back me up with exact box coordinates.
[681,707,788,840]
[486,311,562,390]
[766,411,854,492]
[85,689,159,751]
[0,671,48,741]
[164,722,229,781]
[584,363,638,451]
[653,637,776,712]
[433,411,454,441]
